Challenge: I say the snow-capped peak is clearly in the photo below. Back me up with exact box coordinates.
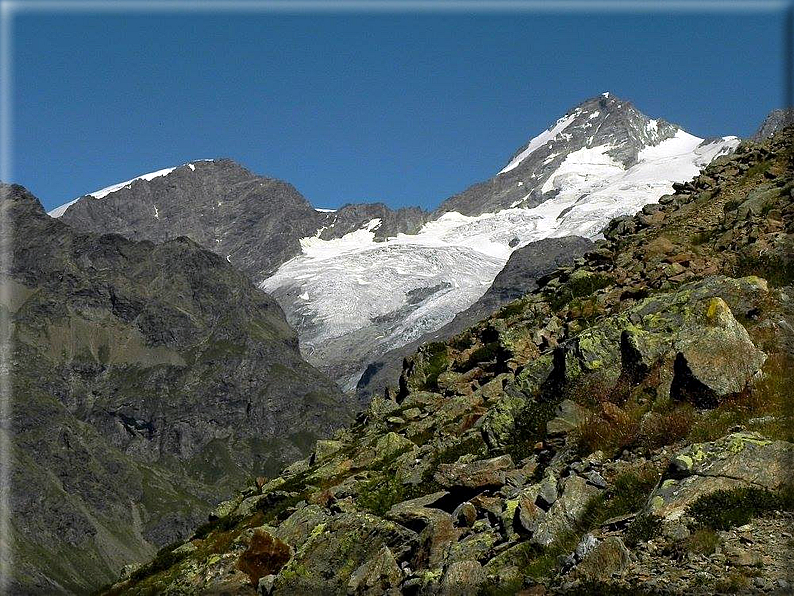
[48,160,214,218]
[499,112,578,174]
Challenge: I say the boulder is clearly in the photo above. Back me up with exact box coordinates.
[272,512,417,596]
[386,492,459,567]
[347,546,403,595]
[573,537,632,581]
[670,297,766,406]
[313,439,344,464]
[532,475,601,547]
[545,399,590,437]
[648,432,794,520]
[434,455,514,489]
[440,560,487,596]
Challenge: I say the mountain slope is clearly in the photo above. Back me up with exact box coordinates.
[50,95,739,393]
[355,235,593,400]
[4,185,353,593]
[105,124,793,596]
[263,94,738,390]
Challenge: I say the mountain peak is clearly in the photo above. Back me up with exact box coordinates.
[752,107,794,142]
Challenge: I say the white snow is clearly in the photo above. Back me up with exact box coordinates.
[153,205,159,219]
[47,198,81,218]
[498,112,577,174]
[87,166,178,200]
[315,208,337,213]
[589,111,600,119]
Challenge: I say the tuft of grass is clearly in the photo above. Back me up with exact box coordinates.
[687,486,794,531]
[420,341,449,392]
[625,512,663,547]
[689,354,792,443]
[127,543,188,585]
[357,473,442,516]
[734,253,794,287]
[579,468,661,531]
[685,528,720,555]
[575,407,639,458]
[715,570,751,594]
[456,341,502,372]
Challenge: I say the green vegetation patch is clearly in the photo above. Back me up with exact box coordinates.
[547,272,613,312]
[420,341,450,391]
[687,486,794,530]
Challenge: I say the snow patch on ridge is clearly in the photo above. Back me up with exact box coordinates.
[499,112,578,174]
[47,160,214,218]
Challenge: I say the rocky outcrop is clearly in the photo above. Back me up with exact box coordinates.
[3,184,353,594]
[752,108,794,142]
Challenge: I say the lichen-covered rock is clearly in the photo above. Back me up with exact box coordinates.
[532,475,602,547]
[346,546,403,595]
[386,493,460,568]
[272,512,417,596]
[572,536,632,581]
[648,432,793,520]
[670,297,766,406]
[546,399,591,436]
[434,455,514,489]
[313,440,344,464]
[440,560,487,596]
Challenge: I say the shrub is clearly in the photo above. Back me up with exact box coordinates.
[575,409,639,458]
[456,341,501,371]
[129,543,188,584]
[420,341,449,391]
[687,486,794,530]
[638,405,696,451]
[579,468,660,531]
[236,529,291,586]
[734,253,794,287]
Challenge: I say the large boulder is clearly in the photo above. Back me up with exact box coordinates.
[531,475,602,547]
[648,432,794,521]
[272,512,417,595]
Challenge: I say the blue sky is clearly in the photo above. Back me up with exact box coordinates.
[12,6,790,212]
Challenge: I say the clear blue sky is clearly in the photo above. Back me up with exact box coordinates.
[12,7,790,212]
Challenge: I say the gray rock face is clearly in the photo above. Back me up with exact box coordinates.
[3,184,353,593]
[436,93,680,216]
[355,236,592,400]
[751,108,794,141]
[57,160,427,282]
[318,202,429,242]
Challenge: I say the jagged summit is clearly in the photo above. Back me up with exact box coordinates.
[55,158,327,279]
[437,93,730,216]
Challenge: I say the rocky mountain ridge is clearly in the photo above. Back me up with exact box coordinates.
[3,185,354,594]
[103,123,792,595]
